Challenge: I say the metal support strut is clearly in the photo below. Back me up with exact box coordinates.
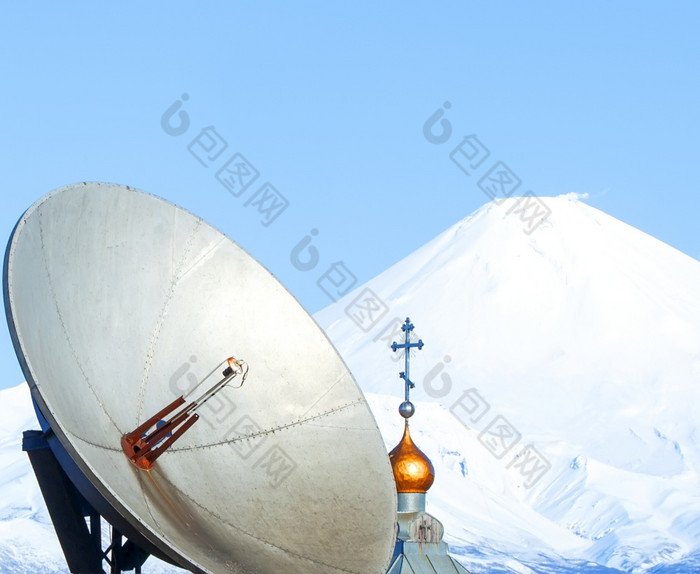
[121,356,248,470]
[23,429,153,573]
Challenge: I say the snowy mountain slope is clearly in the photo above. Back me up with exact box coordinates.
[316,194,700,572]
[2,194,700,573]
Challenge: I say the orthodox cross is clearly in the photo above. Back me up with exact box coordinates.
[391,317,424,418]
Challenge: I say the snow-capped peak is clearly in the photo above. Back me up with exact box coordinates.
[316,196,700,572]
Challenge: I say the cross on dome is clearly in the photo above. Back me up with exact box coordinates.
[391,317,424,419]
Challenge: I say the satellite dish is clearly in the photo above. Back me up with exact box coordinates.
[4,182,397,573]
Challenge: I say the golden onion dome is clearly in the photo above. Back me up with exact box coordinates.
[388,421,435,493]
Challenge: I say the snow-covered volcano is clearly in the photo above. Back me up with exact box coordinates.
[315,194,700,573]
[2,194,700,573]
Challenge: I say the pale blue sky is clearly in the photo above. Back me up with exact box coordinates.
[1,2,699,388]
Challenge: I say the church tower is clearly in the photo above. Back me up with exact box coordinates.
[386,318,471,573]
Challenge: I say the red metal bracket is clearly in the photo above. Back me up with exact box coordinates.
[121,357,247,470]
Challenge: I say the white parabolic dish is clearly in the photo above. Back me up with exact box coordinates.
[4,183,397,573]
